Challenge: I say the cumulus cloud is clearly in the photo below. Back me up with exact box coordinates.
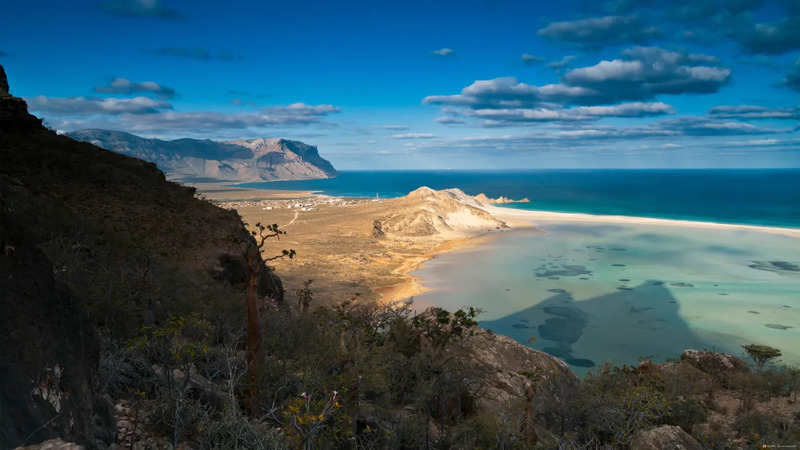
[31,100,340,137]
[521,53,543,65]
[708,105,800,120]
[739,16,800,55]
[562,47,729,101]
[93,77,177,99]
[389,133,437,139]
[432,48,454,57]
[146,47,243,61]
[538,15,663,48]
[424,47,729,119]
[95,0,181,20]
[26,95,173,116]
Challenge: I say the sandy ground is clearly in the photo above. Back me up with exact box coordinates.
[200,185,523,306]
[199,184,800,308]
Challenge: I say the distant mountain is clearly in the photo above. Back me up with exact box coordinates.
[66,129,338,182]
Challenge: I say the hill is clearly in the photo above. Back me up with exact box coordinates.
[66,129,338,183]
[1,64,282,448]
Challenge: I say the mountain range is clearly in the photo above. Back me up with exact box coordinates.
[66,129,338,183]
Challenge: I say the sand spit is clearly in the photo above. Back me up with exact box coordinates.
[483,206,800,238]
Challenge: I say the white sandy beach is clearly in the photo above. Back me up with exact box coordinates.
[482,205,800,238]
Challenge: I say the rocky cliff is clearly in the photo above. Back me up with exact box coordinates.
[66,129,338,183]
[0,65,283,448]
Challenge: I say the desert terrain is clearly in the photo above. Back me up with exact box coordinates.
[205,186,534,307]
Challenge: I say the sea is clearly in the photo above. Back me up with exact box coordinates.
[239,170,800,374]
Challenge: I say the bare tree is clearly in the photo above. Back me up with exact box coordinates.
[245,222,294,415]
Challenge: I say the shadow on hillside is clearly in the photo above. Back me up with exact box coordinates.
[480,281,746,373]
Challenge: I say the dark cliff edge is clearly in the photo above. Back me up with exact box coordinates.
[0,65,283,448]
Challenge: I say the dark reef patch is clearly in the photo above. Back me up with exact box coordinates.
[566,358,596,368]
[748,260,800,275]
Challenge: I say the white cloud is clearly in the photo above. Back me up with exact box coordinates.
[521,53,543,65]
[432,48,454,57]
[93,77,177,99]
[26,95,173,115]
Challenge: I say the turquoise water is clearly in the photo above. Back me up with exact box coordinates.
[239,169,800,228]
[412,223,800,375]
[240,170,800,373]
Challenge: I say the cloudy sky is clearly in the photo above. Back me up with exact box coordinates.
[2,0,799,169]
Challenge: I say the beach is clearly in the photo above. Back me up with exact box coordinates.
[483,205,800,238]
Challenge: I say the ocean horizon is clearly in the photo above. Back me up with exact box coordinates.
[238,168,800,229]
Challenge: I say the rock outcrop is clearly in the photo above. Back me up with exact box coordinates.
[0,65,9,94]
[381,187,508,236]
[0,185,114,448]
[630,425,702,450]
[464,329,578,415]
[679,349,750,375]
[475,193,530,205]
[66,129,338,183]
[0,66,43,133]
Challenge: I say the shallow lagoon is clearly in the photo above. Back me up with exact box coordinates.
[412,222,800,375]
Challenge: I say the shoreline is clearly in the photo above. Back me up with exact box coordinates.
[205,184,799,306]
[201,182,800,238]
[484,205,800,238]
[373,232,516,303]
[379,205,800,303]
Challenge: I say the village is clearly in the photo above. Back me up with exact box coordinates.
[214,194,382,212]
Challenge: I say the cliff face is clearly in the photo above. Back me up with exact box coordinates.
[66,129,338,183]
[0,65,283,447]
[0,189,109,448]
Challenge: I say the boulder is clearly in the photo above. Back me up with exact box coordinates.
[463,328,578,416]
[630,425,702,450]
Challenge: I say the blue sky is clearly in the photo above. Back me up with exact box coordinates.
[2,0,799,169]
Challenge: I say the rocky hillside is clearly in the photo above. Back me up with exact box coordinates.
[66,129,338,182]
[0,65,283,448]
[379,187,509,236]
